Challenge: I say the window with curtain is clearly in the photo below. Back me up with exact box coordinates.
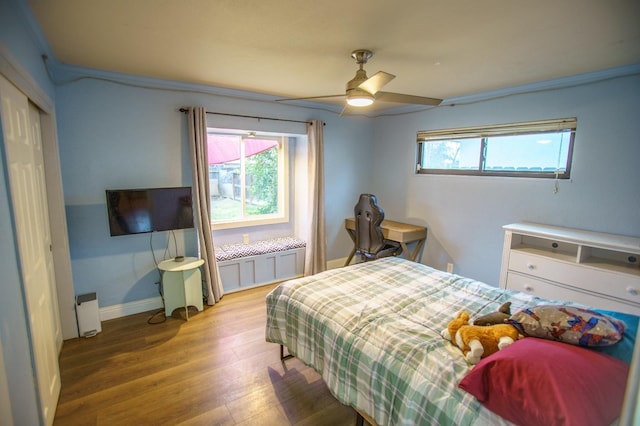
[207,128,290,229]
[416,118,577,178]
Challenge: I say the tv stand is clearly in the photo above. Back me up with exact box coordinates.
[158,257,204,320]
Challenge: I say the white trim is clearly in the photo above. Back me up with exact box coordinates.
[52,61,344,114]
[0,42,78,341]
[53,61,286,105]
[40,110,78,341]
[210,134,290,230]
[327,257,349,270]
[96,258,349,321]
[619,325,640,425]
[443,63,640,107]
[0,41,53,112]
[99,297,163,321]
[44,46,640,117]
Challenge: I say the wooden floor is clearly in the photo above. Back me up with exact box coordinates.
[54,284,357,425]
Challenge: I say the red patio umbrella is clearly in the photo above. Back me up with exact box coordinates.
[207,134,278,165]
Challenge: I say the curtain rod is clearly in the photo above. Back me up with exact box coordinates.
[179,108,323,125]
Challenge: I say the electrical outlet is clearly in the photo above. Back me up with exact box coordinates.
[446,263,454,273]
[243,234,249,244]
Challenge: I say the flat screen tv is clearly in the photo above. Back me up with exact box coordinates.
[105,187,194,236]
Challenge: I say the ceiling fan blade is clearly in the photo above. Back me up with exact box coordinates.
[276,94,345,102]
[375,91,442,106]
[358,71,395,95]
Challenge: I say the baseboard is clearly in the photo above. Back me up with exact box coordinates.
[327,257,350,270]
[100,259,349,321]
[99,296,164,321]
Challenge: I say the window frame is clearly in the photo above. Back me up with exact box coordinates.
[416,118,577,179]
[207,129,290,230]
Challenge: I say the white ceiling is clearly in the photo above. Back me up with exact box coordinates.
[28,0,640,112]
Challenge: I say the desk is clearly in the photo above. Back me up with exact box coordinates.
[158,257,205,320]
[344,218,427,266]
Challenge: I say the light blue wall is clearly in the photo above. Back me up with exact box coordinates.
[42,62,640,307]
[54,73,371,307]
[371,73,640,285]
[0,0,54,423]
[2,0,638,314]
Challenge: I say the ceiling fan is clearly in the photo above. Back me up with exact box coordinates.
[277,49,442,108]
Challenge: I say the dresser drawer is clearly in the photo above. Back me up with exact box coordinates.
[506,272,581,302]
[508,250,640,303]
[506,272,640,314]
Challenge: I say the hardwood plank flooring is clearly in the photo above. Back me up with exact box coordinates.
[54,284,358,425]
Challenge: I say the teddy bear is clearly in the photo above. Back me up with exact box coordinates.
[441,310,520,364]
[473,301,512,326]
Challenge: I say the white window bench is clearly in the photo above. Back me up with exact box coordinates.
[215,237,306,293]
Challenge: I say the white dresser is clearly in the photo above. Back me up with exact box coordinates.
[499,222,640,315]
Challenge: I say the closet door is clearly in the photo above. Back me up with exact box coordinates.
[0,74,61,425]
[29,99,63,350]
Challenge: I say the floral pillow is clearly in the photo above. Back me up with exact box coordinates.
[508,305,626,346]
[590,309,638,363]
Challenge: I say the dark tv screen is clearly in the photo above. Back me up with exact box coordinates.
[106,187,194,236]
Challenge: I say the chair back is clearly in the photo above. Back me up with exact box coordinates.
[354,194,386,255]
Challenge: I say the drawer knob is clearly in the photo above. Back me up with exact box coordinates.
[524,285,534,292]
[526,263,536,271]
[627,287,639,296]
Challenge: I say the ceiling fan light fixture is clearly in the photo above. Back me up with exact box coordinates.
[346,92,374,107]
[276,49,442,108]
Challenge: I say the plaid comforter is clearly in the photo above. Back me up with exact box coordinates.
[265,257,571,426]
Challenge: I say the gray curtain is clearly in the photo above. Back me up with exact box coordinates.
[187,107,223,304]
[304,120,327,275]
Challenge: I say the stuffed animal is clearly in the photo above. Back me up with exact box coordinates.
[473,301,512,326]
[441,310,520,364]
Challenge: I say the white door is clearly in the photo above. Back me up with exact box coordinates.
[29,101,63,351]
[0,74,61,425]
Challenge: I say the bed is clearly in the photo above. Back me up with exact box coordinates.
[265,257,637,426]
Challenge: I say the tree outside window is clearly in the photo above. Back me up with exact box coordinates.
[207,130,286,226]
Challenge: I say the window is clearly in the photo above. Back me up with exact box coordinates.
[416,118,577,178]
[207,129,289,229]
